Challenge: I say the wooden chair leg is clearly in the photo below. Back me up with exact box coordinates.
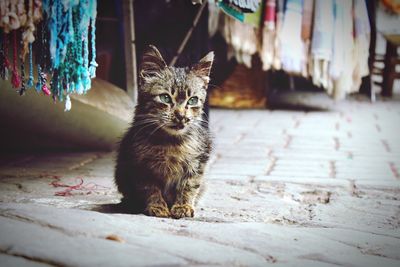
[361,0,376,101]
[382,42,397,97]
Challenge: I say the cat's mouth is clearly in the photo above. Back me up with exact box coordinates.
[169,123,186,130]
[164,122,188,135]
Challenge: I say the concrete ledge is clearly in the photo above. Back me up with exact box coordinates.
[0,79,134,151]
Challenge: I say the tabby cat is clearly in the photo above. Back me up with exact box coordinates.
[115,45,214,219]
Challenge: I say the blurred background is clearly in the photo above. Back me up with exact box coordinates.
[0,0,399,151]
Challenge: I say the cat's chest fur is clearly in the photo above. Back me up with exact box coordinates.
[136,137,202,182]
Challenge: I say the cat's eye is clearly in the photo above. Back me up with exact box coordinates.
[187,96,198,106]
[159,94,172,104]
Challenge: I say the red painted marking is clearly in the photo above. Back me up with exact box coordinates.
[347,131,352,138]
[329,161,336,178]
[347,151,354,159]
[284,135,293,149]
[381,140,391,153]
[389,162,400,179]
[333,137,340,151]
[265,156,277,176]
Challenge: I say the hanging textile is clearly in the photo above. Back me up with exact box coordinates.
[218,0,263,27]
[351,0,371,93]
[212,0,372,99]
[300,0,313,77]
[310,0,334,89]
[272,0,285,70]
[329,0,346,82]
[0,0,98,111]
[214,0,263,68]
[0,0,42,96]
[280,0,305,74]
[259,0,276,71]
[222,15,259,68]
[208,0,222,37]
[329,0,353,99]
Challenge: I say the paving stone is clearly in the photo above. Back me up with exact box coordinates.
[1,95,400,266]
[0,216,186,267]
[0,254,51,267]
[0,204,269,267]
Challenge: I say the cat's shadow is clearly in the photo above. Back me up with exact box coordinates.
[89,202,141,215]
[90,203,229,222]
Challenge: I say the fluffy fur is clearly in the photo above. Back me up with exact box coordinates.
[115,45,214,218]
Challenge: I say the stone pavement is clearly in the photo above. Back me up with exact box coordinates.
[0,93,399,267]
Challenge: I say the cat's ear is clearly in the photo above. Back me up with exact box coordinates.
[191,51,214,84]
[140,45,167,80]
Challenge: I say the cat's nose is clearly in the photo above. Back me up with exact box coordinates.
[174,111,185,122]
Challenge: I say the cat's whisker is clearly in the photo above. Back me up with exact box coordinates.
[187,126,203,137]
[195,118,209,125]
[132,123,159,135]
[144,122,168,143]
[200,110,211,122]
[134,114,159,121]
[131,121,161,140]
[133,119,159,127]
[149,123,166,137]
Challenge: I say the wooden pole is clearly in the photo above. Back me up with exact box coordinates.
[169,0,207,67]
[122,0,138,103]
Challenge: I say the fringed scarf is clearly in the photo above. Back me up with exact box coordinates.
[310,0,335,89]
[260,0,276,70]
[280,0,305,74]
[213,0,373,99]
[351,0,371,93]
[329,0,353,99]
[0,0,98,111]
[301,0,313,77]
[222,14,259,68]
[272,0,285,70]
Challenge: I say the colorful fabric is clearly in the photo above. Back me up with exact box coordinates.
[222,14,259,68]
[44,0,97,99]
[208,0,222,37]
[300,0,313,77]
[272,0,285,70]
[213,0,373,99]
[352,0,371,92]
[330,0,346,81]
[280,0,305,74]
[218,0,263,28]
[301,0,313,41]
[260,0,276,70]
[311,0,334,61]
[329,0,353,99]
[264,0,276,30]
[310,0,334,88]
[0,0,98,111]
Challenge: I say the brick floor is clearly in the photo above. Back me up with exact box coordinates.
[0,93,399,266]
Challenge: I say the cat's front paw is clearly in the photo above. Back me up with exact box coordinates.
[171,203,194,219]
[146,204,171,218]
